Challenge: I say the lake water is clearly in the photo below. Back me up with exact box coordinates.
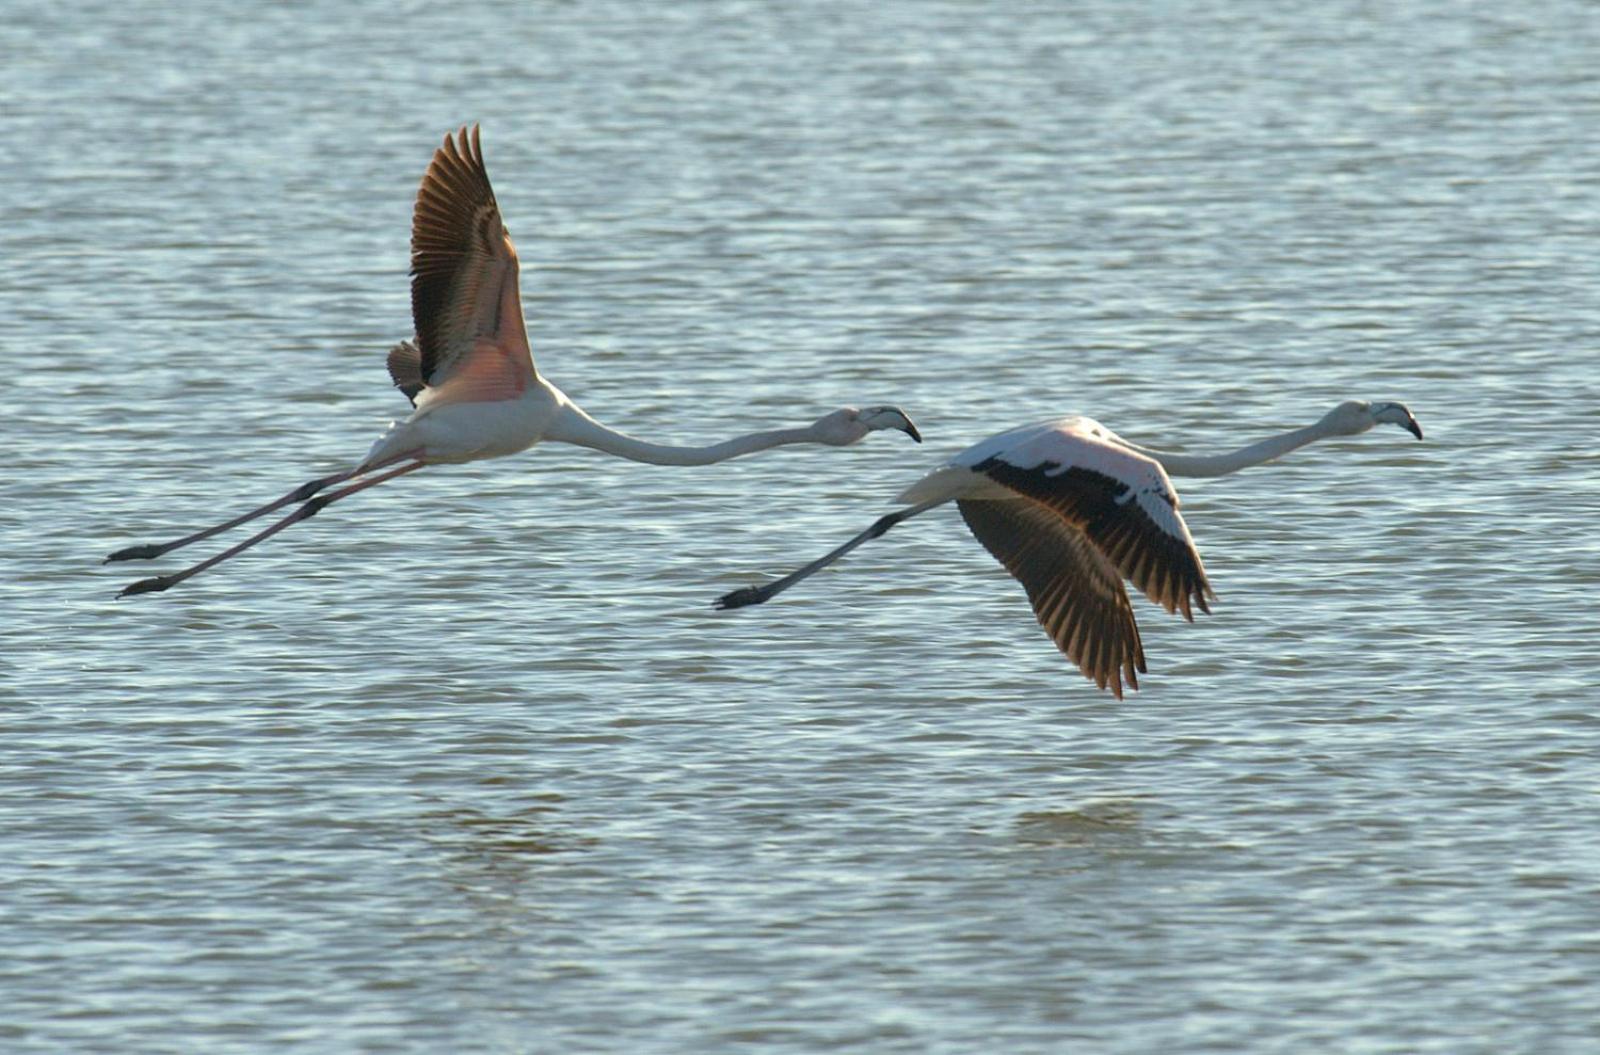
[5,1,1599,1051]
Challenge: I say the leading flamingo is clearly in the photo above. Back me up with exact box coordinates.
[108,125,919,597]
[715,401,1423,696]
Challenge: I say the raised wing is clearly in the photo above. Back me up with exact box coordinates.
[969,424,1214,621]
[409,125,535,402]
[958,498,1147,698]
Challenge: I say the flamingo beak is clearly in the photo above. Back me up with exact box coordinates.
[1375,401,1423,440]
[862,405,922,443]
[1395,408,1423,440]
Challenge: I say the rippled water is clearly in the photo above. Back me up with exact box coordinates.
[5,1,1599,1051]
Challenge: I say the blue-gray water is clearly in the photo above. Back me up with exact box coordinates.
[5,1,1599,1051]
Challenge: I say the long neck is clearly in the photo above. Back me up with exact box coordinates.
[1121,421,1336,478]
[545,401,819,467]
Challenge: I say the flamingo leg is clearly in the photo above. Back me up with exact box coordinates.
[116,459,427,598]
[713,499,946,610]
[105,451,419,564]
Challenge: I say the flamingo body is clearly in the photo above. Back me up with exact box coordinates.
[892,417,1212,695]
[361,376,563,467]
[900,417,1196,550]
[107,125,919,597]
[717,401,1423,696]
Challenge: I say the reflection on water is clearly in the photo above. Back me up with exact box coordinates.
[6,0,1600,1050]
[1014,801,1145,846]
[422,801,591,863]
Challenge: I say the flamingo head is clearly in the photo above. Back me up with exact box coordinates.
[813,406,923,446]
[1322,400,1423,440]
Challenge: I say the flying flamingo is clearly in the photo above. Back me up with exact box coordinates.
[715,401,1423,696]
[108,125,919,597]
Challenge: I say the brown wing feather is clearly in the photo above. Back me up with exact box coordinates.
[958,498,1146,698]
[410,124,535,387]
[973,457,1214,622]
[385,340,424,405]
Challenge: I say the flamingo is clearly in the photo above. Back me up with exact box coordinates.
[715,400,1423,696]
[107,125,919,597]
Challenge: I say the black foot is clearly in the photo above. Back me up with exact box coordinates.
[118,575,174,598]
[105,543,168,563]
[714,586,768,610]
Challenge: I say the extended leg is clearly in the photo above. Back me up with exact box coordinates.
[116,459,426,598]
[105,451,416,564]
[713,499,945,610]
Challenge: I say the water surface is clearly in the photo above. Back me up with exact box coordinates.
[4,1,1599,1051]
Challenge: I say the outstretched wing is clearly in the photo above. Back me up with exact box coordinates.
[409,124,535,402]
[958,498,1147,698]
[968,421,1214,621]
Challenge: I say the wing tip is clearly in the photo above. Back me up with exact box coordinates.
[386,339,425,405]
[442,122,481,154]
[427,123,487,192]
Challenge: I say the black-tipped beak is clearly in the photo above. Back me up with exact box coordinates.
[1377,402,1423,440]
[861,405,922,442]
